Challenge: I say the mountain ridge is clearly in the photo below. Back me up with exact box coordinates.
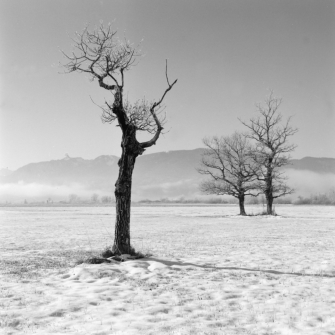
[1,149,335,201]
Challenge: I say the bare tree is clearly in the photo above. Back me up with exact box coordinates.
[240,92,298,214]
[101,196,113,204]
[62,24,177,254]
[91,193,99,203]
[198,132,260,215]
[69,194,80,204]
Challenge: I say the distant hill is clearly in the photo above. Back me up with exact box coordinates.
[1,149,203,187]
[2,155,120,190]
[134,149,204,184]
[0,150,204,200]
[1,149,335,201]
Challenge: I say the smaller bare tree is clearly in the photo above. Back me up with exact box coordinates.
[198,132,260,215]
[240,92,298,214]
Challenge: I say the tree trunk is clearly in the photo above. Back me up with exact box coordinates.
[266,194,273,215]
[265,159,274,215]
[112,151,135,254]
[112,126,144,255]
[238,194,247,216]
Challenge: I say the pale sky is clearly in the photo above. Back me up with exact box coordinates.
[1,0,334,170]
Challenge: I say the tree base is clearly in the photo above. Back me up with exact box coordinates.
[102,245,146,258]
[111,244,134,256]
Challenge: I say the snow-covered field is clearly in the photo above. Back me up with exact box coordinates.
[1,205,335,335]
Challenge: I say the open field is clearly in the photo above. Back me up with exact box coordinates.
[1,205,335,335]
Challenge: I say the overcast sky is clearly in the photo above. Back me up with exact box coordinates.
[1,0,334,170]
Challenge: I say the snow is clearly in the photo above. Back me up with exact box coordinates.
[1,205,335,334]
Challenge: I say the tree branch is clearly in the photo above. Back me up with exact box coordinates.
[140,61,177,149]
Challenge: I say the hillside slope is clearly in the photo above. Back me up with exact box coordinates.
[1,150,335,201]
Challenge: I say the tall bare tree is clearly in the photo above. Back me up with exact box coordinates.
[198,132,259,215]
[240,93,297,214]
[62,24,177,254]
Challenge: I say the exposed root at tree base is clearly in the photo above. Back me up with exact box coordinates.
[80,246,147,264]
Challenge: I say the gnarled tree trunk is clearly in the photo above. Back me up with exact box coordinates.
[112,125,144,254]
[110,78,176,255]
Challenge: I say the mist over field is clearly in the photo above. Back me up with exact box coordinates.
[0,178,199,203]
[0,182,110,203]
[286,169,335,197]
[0,167,335,203]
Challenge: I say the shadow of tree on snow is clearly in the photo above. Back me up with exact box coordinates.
[146,257,335,278]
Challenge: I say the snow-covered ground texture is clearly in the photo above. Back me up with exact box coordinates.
[1,205,335,335]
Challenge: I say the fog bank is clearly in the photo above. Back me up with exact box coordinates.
[1,169,335,203]
[0,182,110,203]
[285,169,335,197]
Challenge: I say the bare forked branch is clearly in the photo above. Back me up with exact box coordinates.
[140,61,177,148]
[151,60,178,112]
